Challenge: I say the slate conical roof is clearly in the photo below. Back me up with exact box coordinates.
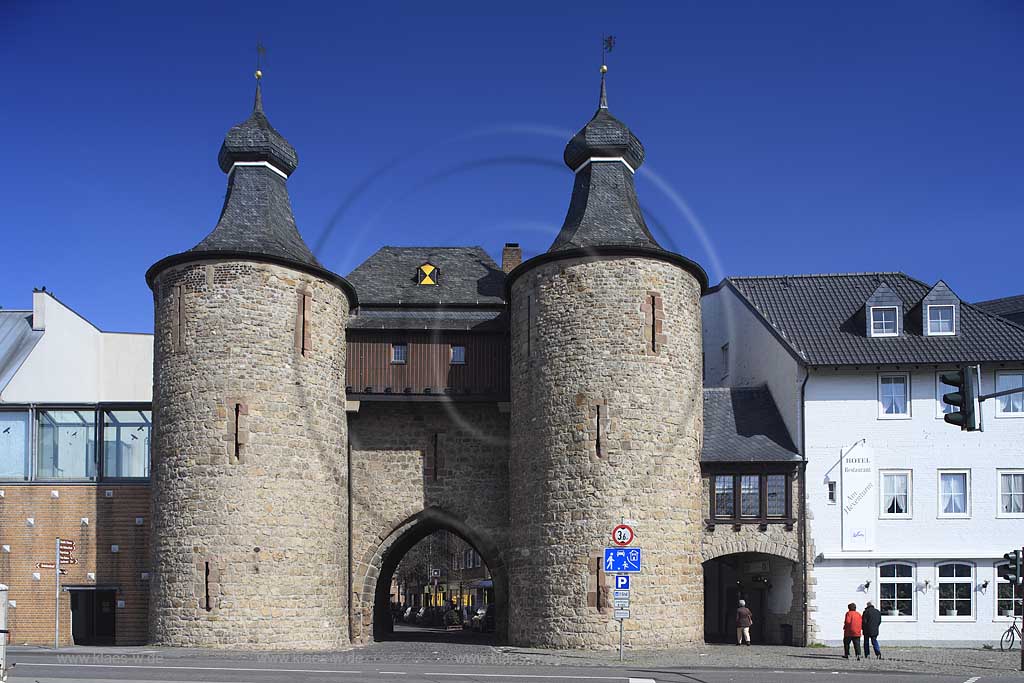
[146,81,356,304]
[548,71,662,253]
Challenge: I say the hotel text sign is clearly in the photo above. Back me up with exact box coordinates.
[841,444,875,551]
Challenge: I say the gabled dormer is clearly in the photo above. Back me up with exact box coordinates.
[865,283,903,338]
[919,280,960,337]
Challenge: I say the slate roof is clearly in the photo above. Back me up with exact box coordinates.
[701,387,800,463]
[975,295,1024,326]
[0,310,42,395]
[348,308,507,332]
[347,247,506,306]
[217,83,299,176]
[547,74,664,254]
[723,273,1024,366]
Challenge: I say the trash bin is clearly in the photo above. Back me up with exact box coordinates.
[780,623,793,646]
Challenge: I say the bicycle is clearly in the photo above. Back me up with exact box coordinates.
[1001,616,1022,651]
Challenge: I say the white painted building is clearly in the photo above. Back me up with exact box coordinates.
[0,290,153,480]
[703,272,1024,646]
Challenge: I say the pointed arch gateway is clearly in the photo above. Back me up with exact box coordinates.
[356,506,509,643]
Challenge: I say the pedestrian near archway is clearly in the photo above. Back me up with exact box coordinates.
[736,600,753,645]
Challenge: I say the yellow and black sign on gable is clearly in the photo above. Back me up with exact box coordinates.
[417,263,438,286]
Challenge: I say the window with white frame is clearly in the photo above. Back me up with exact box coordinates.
[938,470,969,518]
[937,562,973,617]
[878,562,915,617]
[996,562,1023,618]
[450,345,466,365]
[878,373,910,417]
[936,372,957,417]
[391,343,407,364]
[996,372,1024,416]
[999,470,1024,517]
[881,470,911,517]
[827,480,837,504]
[871,307,898,337]
[927,305,955,335]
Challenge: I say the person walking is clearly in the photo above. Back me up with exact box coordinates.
[861,601,883,659]
[843,602,863,660]
[736,599,753,646]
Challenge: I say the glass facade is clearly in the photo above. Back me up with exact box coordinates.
[103,410,152,479]
[0,411,30,480]
[36,409,97,480]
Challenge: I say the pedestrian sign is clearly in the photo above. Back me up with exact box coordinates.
[604,547,642,573]
[614,575,630,590]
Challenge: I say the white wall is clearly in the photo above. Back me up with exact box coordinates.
[805,368,1024,643]
[1,292,152,403]
[702,285,804,445]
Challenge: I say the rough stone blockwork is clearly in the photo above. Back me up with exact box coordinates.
[348,402,510,643]
[149,260,349,649]
[509,256,704,649]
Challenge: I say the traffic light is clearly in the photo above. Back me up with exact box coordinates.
[942,364,982,432]
[1001,550,1023,585]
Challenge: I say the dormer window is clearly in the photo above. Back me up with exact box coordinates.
[927,305,955,336]
[870,307,899,337]
[417,263,438,286]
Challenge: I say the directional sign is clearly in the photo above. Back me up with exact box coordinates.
[59,558,77,565]
[611,524,634,547]
[37,562,55,569]
[613,609,630,620]
[604,547,642,573]
[58,540,75,550]
[614,575,631,590]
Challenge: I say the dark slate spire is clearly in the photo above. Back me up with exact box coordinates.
[190,78,322,268]
[548,67,662,253]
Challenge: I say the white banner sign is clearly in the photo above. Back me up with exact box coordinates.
[841,443,875,551]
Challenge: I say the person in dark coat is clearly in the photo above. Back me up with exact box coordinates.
[861,601,883,659]
[735,599,753,645]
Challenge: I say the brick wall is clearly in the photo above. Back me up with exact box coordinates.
[0,483,151,645]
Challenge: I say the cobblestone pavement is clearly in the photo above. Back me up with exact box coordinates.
[9,634,1024,678]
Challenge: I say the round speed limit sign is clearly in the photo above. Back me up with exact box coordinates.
[611,524,634,546]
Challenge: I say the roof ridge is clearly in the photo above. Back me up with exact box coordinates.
[975,293,1024,306]
[381,245,489,251]
[728,271,907,281]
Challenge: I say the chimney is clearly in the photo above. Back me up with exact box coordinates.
[31,289,48,331]
[501,243,522,273]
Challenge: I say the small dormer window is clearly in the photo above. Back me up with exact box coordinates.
[870,307,898,337]
[417,263,438,286]
[927,305,955,336]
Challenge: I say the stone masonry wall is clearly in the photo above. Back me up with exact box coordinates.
[509,256,704,649]
[348,401,509,642]
[149,260,349,649]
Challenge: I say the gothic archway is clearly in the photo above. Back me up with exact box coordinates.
[356,506,509,643]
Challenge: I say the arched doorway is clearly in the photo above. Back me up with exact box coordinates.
[703,549,802,646]
[359,507,509,643]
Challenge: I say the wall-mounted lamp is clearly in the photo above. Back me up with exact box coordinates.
[980,580,990,591]
[863,579,871,589]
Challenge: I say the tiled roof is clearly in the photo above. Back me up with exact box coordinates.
[0,310,42,395]
[724,273,1024,366]
[347,247,506,306]
[701,387,800,463]
[347,308,507,331]
[975,294,1024,326]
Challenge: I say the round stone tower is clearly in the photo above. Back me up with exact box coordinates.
[145,79,356,649]
[506,70,708,649]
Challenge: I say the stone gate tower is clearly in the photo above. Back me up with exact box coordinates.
[506,70,708,648]
[145,80,356,648]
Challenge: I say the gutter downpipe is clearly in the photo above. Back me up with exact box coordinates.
[347,439,354,644]
[799,366,810,646]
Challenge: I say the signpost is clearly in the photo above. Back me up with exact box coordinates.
[606,523,641,663]
[0,582,8,682]
[53,539,74,648]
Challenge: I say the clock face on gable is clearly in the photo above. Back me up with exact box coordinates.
[417,263,438,286]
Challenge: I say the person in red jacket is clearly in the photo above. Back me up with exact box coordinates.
[843,602,863,660]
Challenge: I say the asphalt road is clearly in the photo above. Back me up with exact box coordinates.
[5,654,1023,683]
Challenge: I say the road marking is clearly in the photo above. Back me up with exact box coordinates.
[423,674,639,681]
[380,673,408,676]
[963,678,981,683]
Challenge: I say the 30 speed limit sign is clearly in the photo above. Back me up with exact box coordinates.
[611,524,634,546]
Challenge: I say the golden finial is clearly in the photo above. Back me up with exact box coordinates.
[255,69,263,80]
[600,64,608,74]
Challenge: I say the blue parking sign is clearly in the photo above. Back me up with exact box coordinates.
[604,547,642,573]
[615,575,630,590]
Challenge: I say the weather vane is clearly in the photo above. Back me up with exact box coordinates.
[601,35,615,73]
[255,41,266,80]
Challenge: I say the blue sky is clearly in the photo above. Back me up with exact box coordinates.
[2,1,1021,332]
